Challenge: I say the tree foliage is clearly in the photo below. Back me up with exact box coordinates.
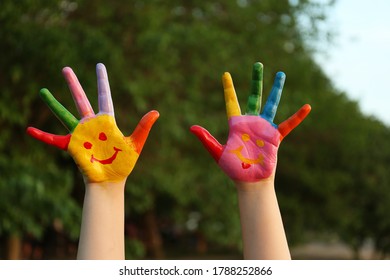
[1,0,390,259]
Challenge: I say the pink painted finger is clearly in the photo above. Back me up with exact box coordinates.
[62,67,95,118]
[27,127,71,150]
[278,104,311,140]
[129,110,160,154]
[190,125,223,162]
[96,63,114,115]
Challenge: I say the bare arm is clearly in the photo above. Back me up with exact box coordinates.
[77,180,126,260]
[235,177,290,260]
[190,62,310,260]
[27,64,159,260]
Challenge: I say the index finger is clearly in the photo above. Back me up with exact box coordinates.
[39,88,79,132]
[222,72,241,120]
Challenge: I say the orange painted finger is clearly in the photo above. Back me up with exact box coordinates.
[129,110,160,154]
[278,104,311,139]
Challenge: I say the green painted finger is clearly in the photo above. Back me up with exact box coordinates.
[245,62,263,115]
[40,88,79,131]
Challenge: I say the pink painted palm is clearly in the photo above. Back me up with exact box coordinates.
[191,62,311,182]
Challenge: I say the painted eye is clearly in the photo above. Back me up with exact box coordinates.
[84,142,93,149]
[256,139,264,147]
[99,132,107,141]
[242,134,250,142]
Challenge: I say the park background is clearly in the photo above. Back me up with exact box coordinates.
[1,0,389,259]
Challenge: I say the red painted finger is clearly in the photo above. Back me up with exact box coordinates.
[278,104,311,140]
[27,127,71,150]
[129,110,160,154]
[190,125,223,162]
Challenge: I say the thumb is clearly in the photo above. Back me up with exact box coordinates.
[190,125,223,162]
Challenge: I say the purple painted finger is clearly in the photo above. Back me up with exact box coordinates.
[96,63,114,115]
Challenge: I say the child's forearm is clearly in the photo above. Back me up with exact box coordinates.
[77,180,126,260]
[235,178,291,260]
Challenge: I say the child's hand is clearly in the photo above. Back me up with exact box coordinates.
[27,63,159,183]
[190,62,310,182]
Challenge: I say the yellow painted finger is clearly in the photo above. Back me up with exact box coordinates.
[222,72,241,119]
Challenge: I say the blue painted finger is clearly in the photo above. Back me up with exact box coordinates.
[261,71,285,123]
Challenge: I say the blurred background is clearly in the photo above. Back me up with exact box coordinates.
[1,0,389,260]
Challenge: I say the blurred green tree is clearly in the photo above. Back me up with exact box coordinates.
[1,0,389,259]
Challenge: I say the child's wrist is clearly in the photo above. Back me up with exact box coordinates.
[85,179,127,193]
[234,175,275,193]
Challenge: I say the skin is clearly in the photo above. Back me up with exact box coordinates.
[77,180,126,259]
[190,62,311,259]
[27,63,159,259]
[236,178,291,260]
[27,64,159,183]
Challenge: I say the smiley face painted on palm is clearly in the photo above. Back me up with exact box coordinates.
[218,116,280,182]
[68,115,137,182]
[27,63,159,184]
[190,62,311,183]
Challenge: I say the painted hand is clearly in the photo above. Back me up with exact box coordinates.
[190,62,311,182]
[27,63,159,183]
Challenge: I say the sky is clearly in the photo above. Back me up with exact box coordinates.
[314,0,390,126]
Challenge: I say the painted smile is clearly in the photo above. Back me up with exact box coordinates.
[229,146,264,169]
[90,147,122,165]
